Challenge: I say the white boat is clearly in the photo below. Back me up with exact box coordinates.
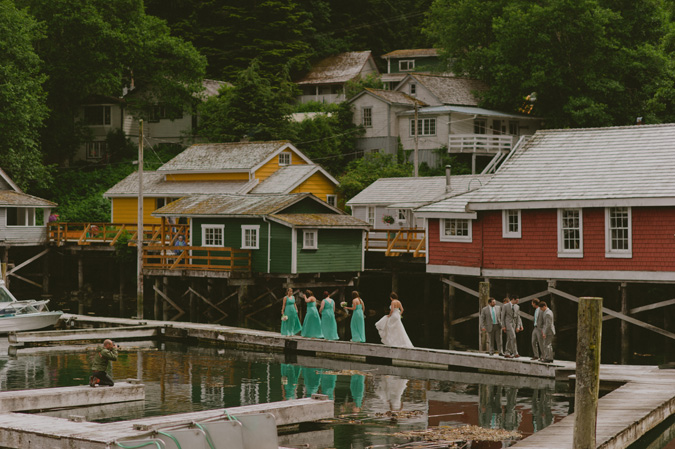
[0,281,62,333]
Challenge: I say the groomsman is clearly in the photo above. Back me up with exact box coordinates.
[501,296,523,358]
[539,301,556,362]
[480,298,503,355]
[531,298,544,360]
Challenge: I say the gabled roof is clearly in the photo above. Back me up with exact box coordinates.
[250,165,338,194]
[200,79,230,98]
[103,172,255,198]
[381,49,439,59]
[347,175,493,207]
[157,141,311,174]
[348,88,427,107]
[397,74,487,106]
[466,124,675,210]
[398,105,540,120]
[297,51,378,85]
[0,191,56,207]
[153,193,341,217]
[0,167,20,193]
[270,214,370,229]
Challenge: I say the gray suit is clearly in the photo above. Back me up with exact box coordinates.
[541,308,556,361]
[480,305,503,354]
[501,302,523,356]
[532,307,544,358]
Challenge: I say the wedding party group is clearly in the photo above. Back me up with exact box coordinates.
[280,289,414,349]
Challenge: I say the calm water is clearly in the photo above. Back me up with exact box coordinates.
[0,342,672,448]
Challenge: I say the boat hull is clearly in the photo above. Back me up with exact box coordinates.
[0,312,63,334]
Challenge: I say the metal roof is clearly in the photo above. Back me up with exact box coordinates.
[398,74,487,106]
[381,49,439,59]
[466,124,675,209]
[250,165,337,194]
[103,172,254,197]
[0,190,56,207]
[271,214,370,229]
[414,189,482,218]
[157,141,301,173]
[398,105,541,120]
[296,51,376,85]
[153,193,322,217]
[347,175,493,206]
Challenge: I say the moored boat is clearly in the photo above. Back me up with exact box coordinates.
[0,281,62,333]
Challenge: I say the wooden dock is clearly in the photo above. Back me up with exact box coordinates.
[0,397,333,449]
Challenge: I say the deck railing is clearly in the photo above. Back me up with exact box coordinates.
[448,134,514,154]
[48,223,189,247]
[365,228,425,257]
[142,245,251,272]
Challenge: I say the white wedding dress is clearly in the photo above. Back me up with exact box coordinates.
[375,306,413,348]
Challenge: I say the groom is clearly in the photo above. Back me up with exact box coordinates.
[480,298,503,356]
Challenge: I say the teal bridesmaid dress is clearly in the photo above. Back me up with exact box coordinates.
[301,301,324,338]
[321,299,339,341]
[351,304,366,342]
[280,364,301,400]
[320,372,337,400]
[281,297,302,336]
[302,366,321,397]
[350,374,365,408]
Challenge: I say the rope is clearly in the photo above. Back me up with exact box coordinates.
[115,441,163,449]
[223,410,239,422]
[193,422,217,449]
[157,431,182,449]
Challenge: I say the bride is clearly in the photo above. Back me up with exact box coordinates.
[375,292,413,348]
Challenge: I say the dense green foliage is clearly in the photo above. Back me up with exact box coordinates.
[425,0,675,127]
[0,0,51,191]
[338,152,413,202]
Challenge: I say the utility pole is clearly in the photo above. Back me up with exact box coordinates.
[137,120,144,319]
[414,102,419,177]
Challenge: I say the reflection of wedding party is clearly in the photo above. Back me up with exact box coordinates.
[280,290,413,348]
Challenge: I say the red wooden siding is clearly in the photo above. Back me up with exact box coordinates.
[428,219,483,267]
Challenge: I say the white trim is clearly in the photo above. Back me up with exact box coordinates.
[367,206,375,226]
[426,264,481,277]
[409,117,437,136]
[291,228,297,274]
[557,208,583,258]
[424,218,429,265]
[241,225,260,249]
[439,218,472,242]
[502,209,521,238]
[158,168,251,175]
[0,167,22,193]
[482,268,675,283]
[361,230,365,271]
[326,194,338,207]
[469,197,675,210]
[278,152,292,166]
[5,207,39,227]
[250,142,313,174]
[415,211,477,219]
[399,59,415,71]
[302,229,318,250]
[201,224,224,247]
[605,207,632,258]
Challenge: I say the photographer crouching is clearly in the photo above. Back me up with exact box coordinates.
[90,339,119,387]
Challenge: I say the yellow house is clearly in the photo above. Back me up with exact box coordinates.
[104,141,340,224]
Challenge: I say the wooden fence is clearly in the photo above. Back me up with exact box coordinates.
[365,228,425,257]
[142,245,251,272]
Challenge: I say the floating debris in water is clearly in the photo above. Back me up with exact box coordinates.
[321,369,370,376]
[374,410,424,420]
[392,424,521,444]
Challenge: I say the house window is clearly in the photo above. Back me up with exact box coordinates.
[474,118,487,134]
[606,207,632,258]
[502,210,521,238]
[6,207,36,226]
[202,224,224,247]
[83,106,111,126]
[558,209,583,257]
[399,60,415,71]
[149,105,167,122]
[410,118,436,136]
[278,152,291,166]
[410,83,416,95]
[362,107,372,127]
[326,195,337,207]
[440,218,472,242]
[86,141,107,160]
[241,225,260,249]
[397,209,407,223]
[509,121,520,136]
[156,198,166,209]
[367,206,375,226]
[303,229,318,249]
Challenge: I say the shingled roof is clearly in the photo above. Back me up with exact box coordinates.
[297,51,377,85]
[350,88,427,107]
[0,191,56,207]
[401,74,488,106]
[381,49,439,59]
[250,165,338,194]
[103,172,255,198]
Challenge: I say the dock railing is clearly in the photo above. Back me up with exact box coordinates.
[142,245,252,272]
[365,228,425,257]
[48,223,189,247]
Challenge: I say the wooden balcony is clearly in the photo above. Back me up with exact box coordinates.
[365,228,425,258]
[448,134,514,154]
[48,223,188,247]
[142,245,251,272]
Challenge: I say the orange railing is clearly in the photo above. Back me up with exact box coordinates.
[48,223,189,247]
[142,245,251,272]
[365,228,426,257]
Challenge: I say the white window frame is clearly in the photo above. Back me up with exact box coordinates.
[397,209,407,223]
[241,225,260,250]
[201,224,224,247]
[399,60,415,71]
[326,195,337,207]
[362,107,372,127]
[278,152,292,166]
[410,118,436,136]
[86,141,106,160]
[410,83,416,95]
[367,206,375,226]
[557,208,583,258]
[83,105,111,126]
[439,218,472,242]
[303,229,318,250]
[605,207,632,258]
[6,207,36,227]
[502,210,522,238]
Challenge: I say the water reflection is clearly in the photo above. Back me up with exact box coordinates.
[0,343,571,449]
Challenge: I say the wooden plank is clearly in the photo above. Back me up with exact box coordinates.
[603,297,675,322]
[7,272,41,289]
[9,326,160,345]
[188,287,228,320]
[549,287,675,340]
[6,249,50,275]
[441,278,479,297]
[152,284,185,321]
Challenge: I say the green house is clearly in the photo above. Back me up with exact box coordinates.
[153,193,370,274]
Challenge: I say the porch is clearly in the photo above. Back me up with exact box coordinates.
[448,134,514,154]
[365,228,425,258]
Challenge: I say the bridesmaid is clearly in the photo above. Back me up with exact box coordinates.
[301,290,324,338]
[319,291,339,341]
[343,291,366,342]
[280,288,302,336]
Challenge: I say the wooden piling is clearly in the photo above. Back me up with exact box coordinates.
[478,281,490,352]
[189,280,198,323]
[442,279,450,348]
[77,252,84,315]
[153,278,161,320]
[573,296,603,449]
[162,277,169,321]
[620,283,629,364]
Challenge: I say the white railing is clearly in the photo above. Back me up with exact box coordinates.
[448,134,514,154]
